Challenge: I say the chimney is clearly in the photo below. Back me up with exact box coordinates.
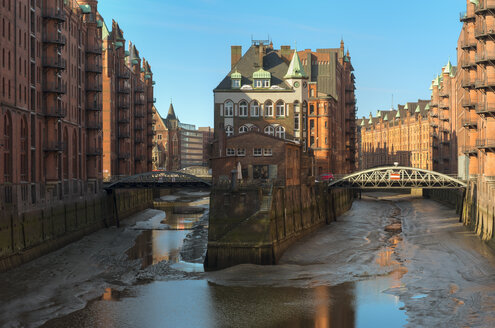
[231,46,242,69]
[280,45,291,62]
[258,43,265,69]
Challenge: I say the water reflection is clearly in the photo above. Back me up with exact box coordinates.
[42,279,405,328]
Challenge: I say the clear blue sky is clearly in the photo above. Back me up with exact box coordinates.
[97,0,465,127]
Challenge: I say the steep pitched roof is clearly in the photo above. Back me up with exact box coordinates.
[166,103,177,120]
[215,45,291,90]
[284,50,308,79]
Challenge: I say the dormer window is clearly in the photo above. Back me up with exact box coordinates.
[231,71,242,89]
[253,68,271,89]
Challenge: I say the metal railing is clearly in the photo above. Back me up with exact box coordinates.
[475,103,495,114]
[42,57,66,69]
[43,83,67,94]
[85,63,102,73]
[44,141,65,152]
[43,8,66,21]
[461,145,478,154]
[43,33,66,45]
[86,147,103,156]
[461,119,478,128]
[44,106,67,118]
[476,139,495,148]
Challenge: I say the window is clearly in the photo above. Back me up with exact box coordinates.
[263,79,270,88]
[239,100,248,117]
[158,134,162,140]
[310,104,315,115]
[226,148,235,156]
[325,137,328,145]
[224,101,233,117]
[275,126,285,139]
[232,79,240,88]
[253,148,262,156]
[225,125,233,137]
[237,148,246,156]
[276,101,284,117]
[310,120,314,130]
[264,125,274,136]
[310,88,315,97]
[263,148,272,156]
[324,121,327,128]
[239,125,248,133]
[294,113,300,130]
[310,136,315,146]
[265,101,273,117]
[251,101,259,117]
[254,80,262,88]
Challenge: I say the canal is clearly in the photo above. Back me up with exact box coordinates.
[1,190,495,327]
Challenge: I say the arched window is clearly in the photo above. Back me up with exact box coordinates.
[264,125,274,136]
[276,101,285,117]
[239,100,248,117]
[275,126,286,139]
[3,112,12,182]
[250,125,259,132]
[225,125,234,137]
[20,116,28,181]
[72,131,77,178]
[224,101,233,117]
[239,125,249,133]
[251,101,259,117]
[265,101,273,117]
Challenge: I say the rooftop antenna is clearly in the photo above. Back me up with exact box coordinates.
[391,94,394,109]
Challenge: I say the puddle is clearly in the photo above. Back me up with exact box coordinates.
[126,230,189,269]
[411,294,428,299]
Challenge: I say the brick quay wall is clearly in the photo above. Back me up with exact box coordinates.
[205,183,354,270]
[0,189,153,272]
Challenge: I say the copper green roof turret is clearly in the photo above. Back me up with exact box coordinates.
[368,117,373,124]
[425,103,430,111]
[360,119,365,126]
[129,44,140,66]
[470,0,479,6]
[404,103,408,110]
[284,49,308,79]
[383,114,389,121]
[444,60,453,75]
[433,75,440,86]
[396,110,401,118]
[253,68,271,79]
[102,20,110,40]
[415,105,421,113]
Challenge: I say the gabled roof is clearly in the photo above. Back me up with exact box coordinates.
[166,103,177,120]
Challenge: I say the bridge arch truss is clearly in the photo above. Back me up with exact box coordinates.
[328,166,467,189]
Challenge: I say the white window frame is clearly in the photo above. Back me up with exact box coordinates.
[263,79,270,88]
[232,79,240,88]
[224,101,234,117]
[239,101,248,117]
[265,102,273,117]
[264,125,274,136]
[253,148,262,156]
[294,113,300,131]
[254,80,262,88]
[239,125,248,133]
[237,148,246,156]
[251,102,259,117]
[276,102,284,117]
[263,148,272,156]
[275,126,285,139]
[226,148,235,156]
[225,125,234,137]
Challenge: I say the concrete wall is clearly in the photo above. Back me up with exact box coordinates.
[205,183,354,270]
[0,189,153,272]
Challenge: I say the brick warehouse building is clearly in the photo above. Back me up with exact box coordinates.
[101,20,154,180]
[0,0,155,214]
[212,40,356,182]
[0,0,105,212]
[298,40,357,175]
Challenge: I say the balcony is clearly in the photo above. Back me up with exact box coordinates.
[135,98,145,105]
[42,57,66,70]
[475,77,495,89]
[135,112,145,118]
[430,112,438,118]
[134,124,144,131]
[439,104,450,110]
[439,115,450,122]
[460,11,475,22]
[439,127,450,133]
[134,85,145,93]
[429,102,439,108]
[86,102,102,111]
[85,45,102,55]
[86,122,102,130]
[475,1,495,14]
[461,56,476,69]
[85,63,102,73]
[135,138,144,144]
[460,38,477,49]
[44,106,67,118]
[461,119,478,129]
[346,98,356,105]
[462,145,478,155]
[43,33,66,45]
[118,117,130,124]
[119,101,130,109]
[475,52,495,64]
[475,24,495,39]
[439,91,450,98]
[475,103,495,115]
[430,123,438,128]
[118,131,130,139]
[117,70,130,79]
[461,99,476,108]
[461,78,476,89]
[44,141,65,152]
[43,8,66,21]
[86,147,103,156]
[86,82,102,92]
[118,153,130,160]
[43,83,66,94]
[117,85,130,94]
[476,139,495,150]
[134,156,145,162]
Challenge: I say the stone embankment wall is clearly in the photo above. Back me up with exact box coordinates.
[205,183,354,270]
[423,188,465,215]
[0,189,153,272]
